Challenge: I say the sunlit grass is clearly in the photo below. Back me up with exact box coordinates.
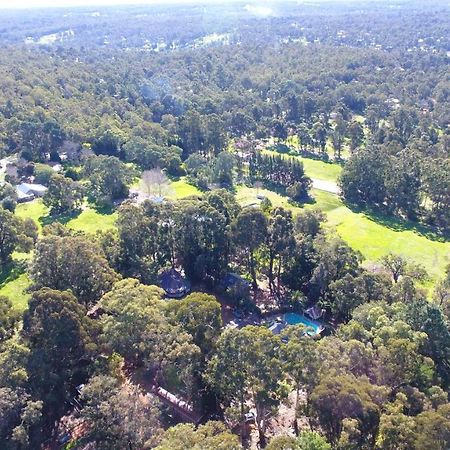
[169,179,202,199]
[67,208,117,234]
[0,272,31,312]
[15,199,49,231]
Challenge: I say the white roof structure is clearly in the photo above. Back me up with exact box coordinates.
[16,183,47,200]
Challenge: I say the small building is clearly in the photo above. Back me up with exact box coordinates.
[159,268,191,298]
[16,183,47,202]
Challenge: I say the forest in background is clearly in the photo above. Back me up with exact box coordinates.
[0,1,449,449]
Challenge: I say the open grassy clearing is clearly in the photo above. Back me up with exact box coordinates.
[0,272,31,312]
[15,199,117,235]
[168,178,202,199]
[67,208,118,234]
[15,200,49,231]
[236,185,299,211]
[326,205,450,282]
[237,185,449,285]
[6,201,118,311]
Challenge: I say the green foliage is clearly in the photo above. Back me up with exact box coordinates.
[124,137,182,175]
[100,278,200,394]
[166,292,222,356]
[208,326,285,445]
[297,431,331,450]
[0,207,37,269]
[22,288,98,422]
[0,183,17,212]
[249,152,311,200]
[231,208,268,290]
[84,155,134,207]
[155,421,241,450]
[0,296,20,342]
[30,232,119,305]
[33,163,54,185]
[43,174,84,215]
[79,375,162,449]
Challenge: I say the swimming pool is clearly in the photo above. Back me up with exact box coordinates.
[283,312,323,335]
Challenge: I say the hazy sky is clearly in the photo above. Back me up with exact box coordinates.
[0,0,247,9]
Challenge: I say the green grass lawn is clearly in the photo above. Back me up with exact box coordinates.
[307,189,343,212]
[236,185,449,285]
[15,200,49,231]
[326,205,450,282]
[236,185,306,215]
[67,208,118,234]
[0,273,32,312]
[301,158,342,183]
[16,199,117,235]
[168,179,202,199]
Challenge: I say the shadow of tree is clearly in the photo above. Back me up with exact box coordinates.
[93,204,115,215]
[345,202,450,243]
[268,143,291,154]
[40,209,82,227]
[0,261,27,288]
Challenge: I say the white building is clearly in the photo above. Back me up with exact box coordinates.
[16,183,47,202]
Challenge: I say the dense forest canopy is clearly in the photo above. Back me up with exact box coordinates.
[0,1,449,449]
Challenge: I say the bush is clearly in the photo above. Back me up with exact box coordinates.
[34,163,54,185]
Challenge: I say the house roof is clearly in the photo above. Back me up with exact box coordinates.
[159,268,190,298]
[16,185,34,200]
[17,183,47,194]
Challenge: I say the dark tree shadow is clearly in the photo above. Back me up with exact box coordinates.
[0,261,27,288]
[268,143,291,154]
[93,204,115,215]
[40,208,83,227]
[344,201,450,243]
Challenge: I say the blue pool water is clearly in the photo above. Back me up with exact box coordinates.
[283,312,322,334]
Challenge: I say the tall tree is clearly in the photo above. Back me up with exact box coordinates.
[208,326,284,446]
[84,155,134,207]
[43,174,84,215]
[79,375,162,449]
[155,421,241,450]
[231,208,268,291]
[266,207,295,297]
[30,233,119,305]
[22,288,99,423]
[0,208,36,269]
